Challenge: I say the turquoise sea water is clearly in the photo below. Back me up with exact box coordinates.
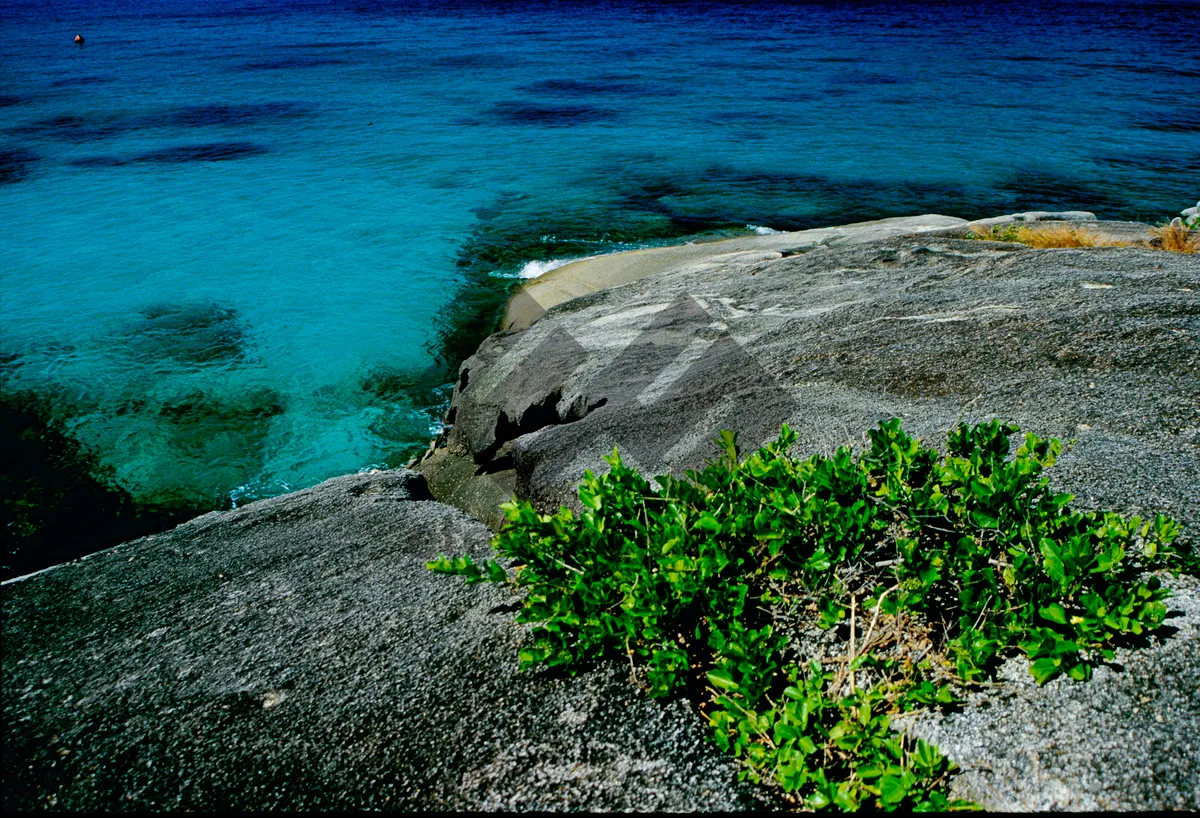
[2,1,1198,533]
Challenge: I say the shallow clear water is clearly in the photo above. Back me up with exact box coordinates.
[3,0,1198,510]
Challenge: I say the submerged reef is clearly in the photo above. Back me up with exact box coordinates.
[0,301,274,575]
[0,289,452,575]
[126,302,251,366]
[0,147,40,184]
[0,390,192,580]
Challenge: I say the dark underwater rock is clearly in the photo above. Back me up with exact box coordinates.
[0,147,39,184]
[153,101,311,128]
[1132,110,1200,133]
[238,56,347,71]
[132,142,268,163]
[127,302,250,365]
[0,391,190,580]
[518,77,648,97]
[5,114,130,143]
[487,100,617,127]
[359,363,448,406]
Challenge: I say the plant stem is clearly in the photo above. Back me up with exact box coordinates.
[849,594,857,694]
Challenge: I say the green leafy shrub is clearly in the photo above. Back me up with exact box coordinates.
[965,223,1025,243]
[429,419,1192,810]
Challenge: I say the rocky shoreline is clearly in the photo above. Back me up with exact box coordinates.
[4,212,1198,811]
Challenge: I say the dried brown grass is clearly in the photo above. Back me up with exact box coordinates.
[971,220,1198,254]
[1018,224,1129,248]
[969,223,1128,248]
[1150,221,1198,254]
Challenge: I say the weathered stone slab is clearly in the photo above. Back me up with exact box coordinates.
[962,212,1155,243]
[416,233,1200,809]
[503,214,968,331]
[1,470,756,811]
[909,572,1200,810]
[423,237,1199,538]
[968,210,1097,227]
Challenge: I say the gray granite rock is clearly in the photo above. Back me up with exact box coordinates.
[968,210,1097,227]
[907,572,1200,811]
[421,236,1199,538]
[957,212,1155,244]
[418,233,1200,810]
[502,214,968,332]
[1,470,758,811]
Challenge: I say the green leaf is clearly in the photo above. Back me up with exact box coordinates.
[706,669,739,691]
[1039,603,1068,625]
[1030,657,1060,685]
[881,770,915,804]
[1039,538,1066,586]
[833,785,860,811]
[912,738,942,772]
[808,790,831,810]
[971,509,1000,529]
[1066,661,1092,682]
[425,554,454,573]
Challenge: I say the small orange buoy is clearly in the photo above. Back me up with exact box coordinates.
[74,34,84,44]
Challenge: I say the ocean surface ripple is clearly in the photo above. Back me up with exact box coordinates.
[2,0,1197,546]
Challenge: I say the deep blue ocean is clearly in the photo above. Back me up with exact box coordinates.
[2,0,1198,521]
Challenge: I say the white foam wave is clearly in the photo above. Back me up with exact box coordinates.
[746,224,783,235]
[518,257,584,279]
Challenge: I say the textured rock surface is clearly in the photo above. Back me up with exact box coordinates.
[421,228,1199,535]
[2,470,757,811]
[966,209,1099,227]
[908,572,1200,811]
[418,225,1200,809]
[958,211,1155,244]
[503,214,968,332]
[7,214,1198,812]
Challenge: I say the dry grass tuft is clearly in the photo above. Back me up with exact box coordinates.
[1150,221,1198,254]
[1019,224,1125,248]
[969,222,1129,248]
[971,219,1200,254]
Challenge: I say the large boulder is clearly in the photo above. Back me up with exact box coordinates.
[503,214,969,332]
[416,226,1200,809]
[419,228,1198,535]
[1,470,757,811]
